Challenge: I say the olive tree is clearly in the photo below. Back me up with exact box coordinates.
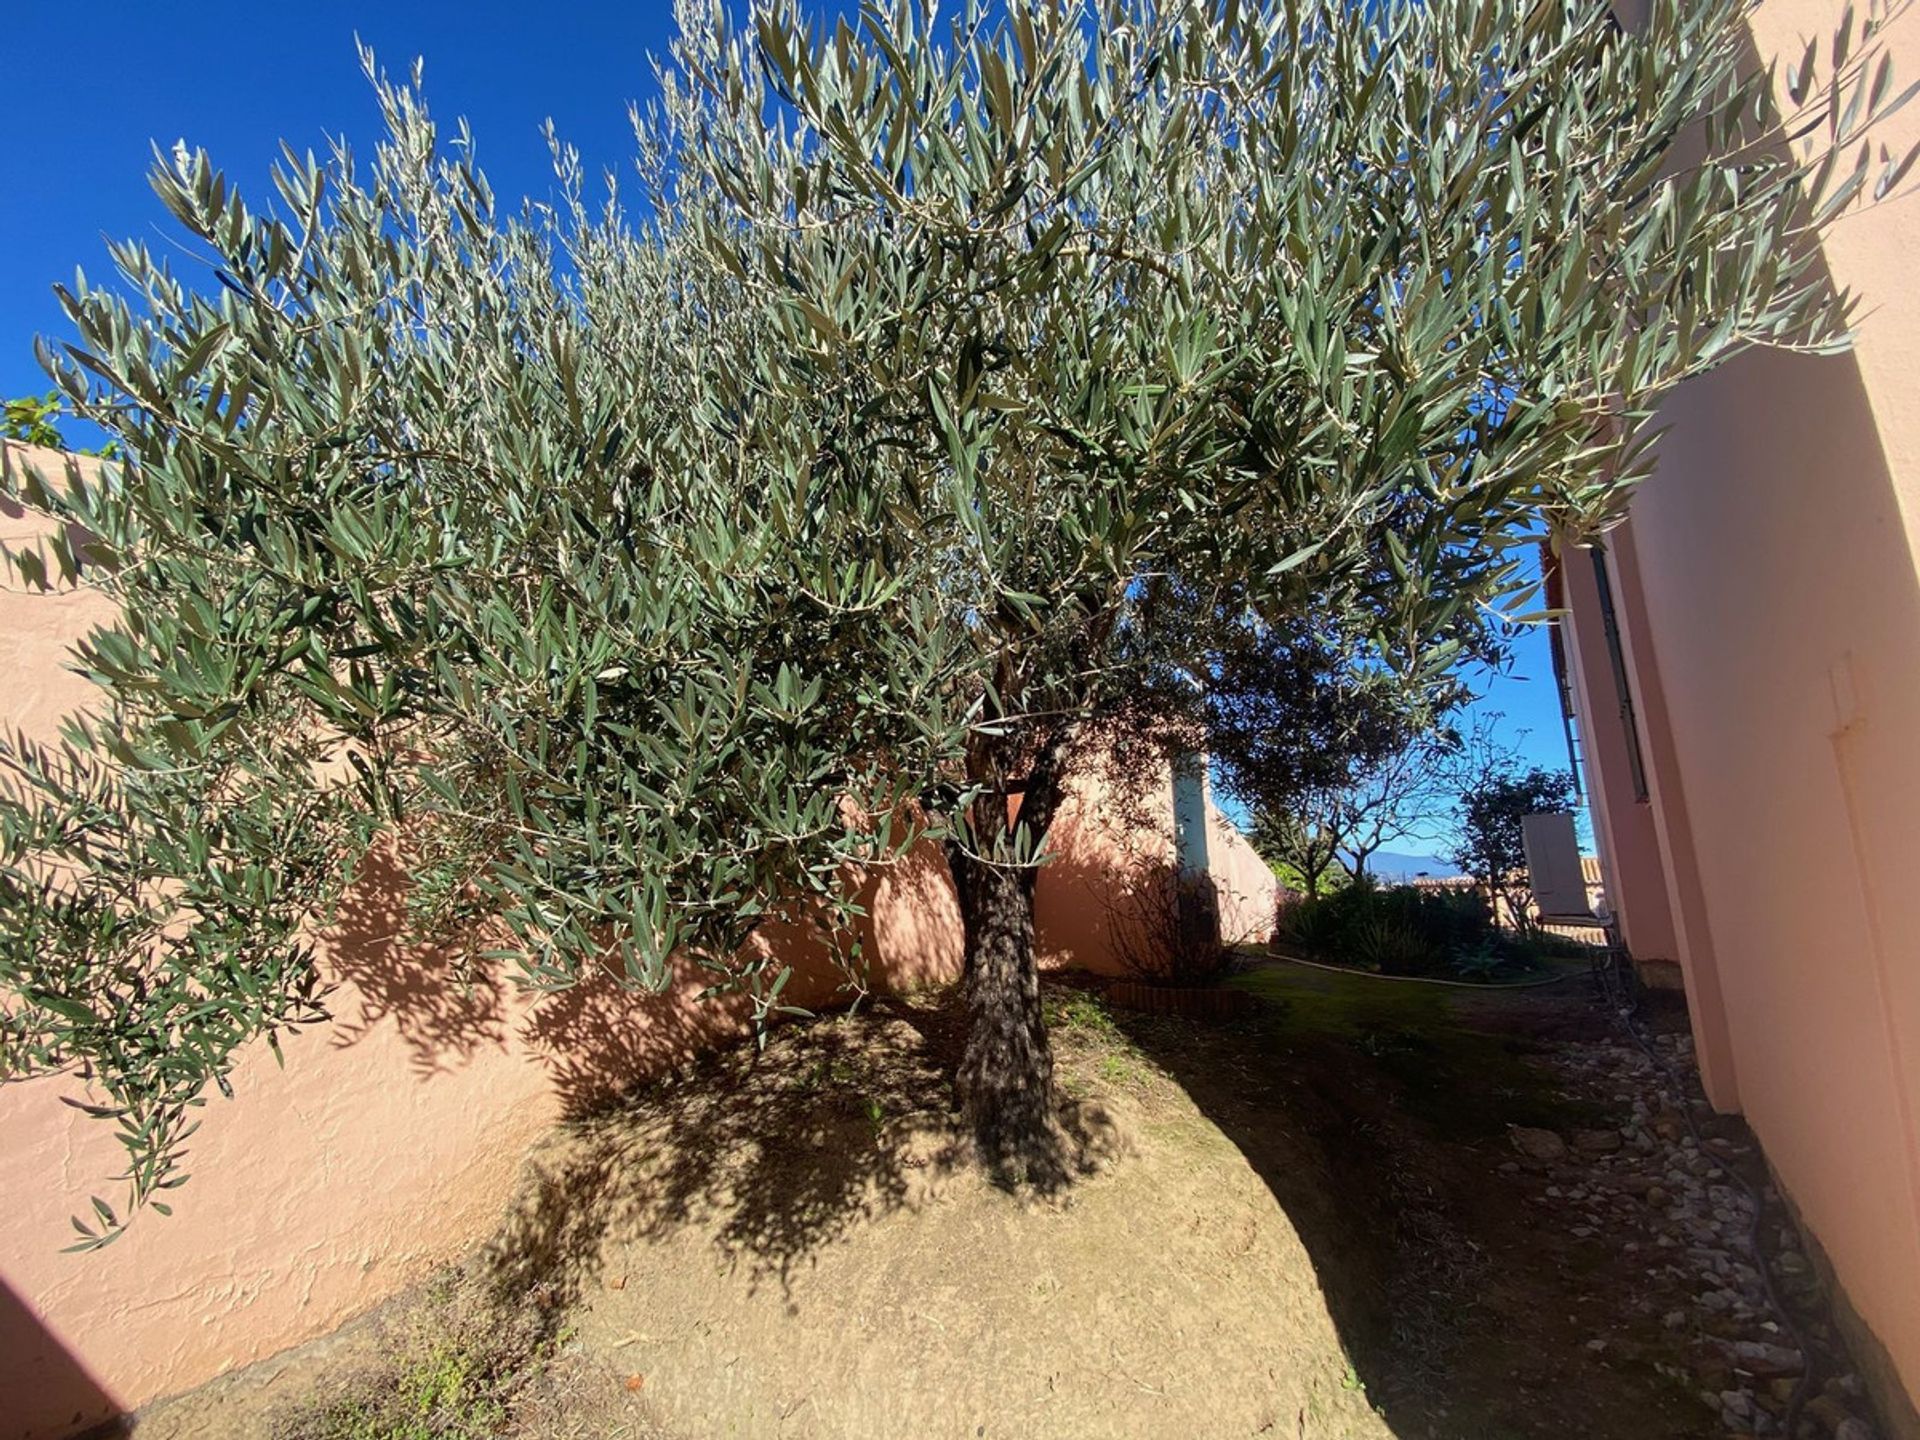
[3,0,1911,1241]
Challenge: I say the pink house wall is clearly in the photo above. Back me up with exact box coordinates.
[1562,0,1920,1417]
[1596,525,1743,1111]
[0,444,1271,1437]
[1554,546,1684,979]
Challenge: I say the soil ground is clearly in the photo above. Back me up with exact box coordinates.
[131,958,1872,1440]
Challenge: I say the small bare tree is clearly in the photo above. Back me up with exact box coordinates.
[1103,862,1231,986]
[1255,726,1462,887]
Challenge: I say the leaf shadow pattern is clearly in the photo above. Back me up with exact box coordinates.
[515,954,753,1120]
[321,843,510,1076]
[480,991,1124,1316]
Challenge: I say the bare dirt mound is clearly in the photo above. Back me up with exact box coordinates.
[481,990,1392,1440]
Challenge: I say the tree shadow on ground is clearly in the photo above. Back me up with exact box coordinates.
[1091,971,1432,1418]
[1095,957,1728,1440]
[477,990,1126,1319]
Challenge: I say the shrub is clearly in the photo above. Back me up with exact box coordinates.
[1107,864,1232,985]
[1276,879,1497,977]
[1345,912,1442,976]
[1275,890,1345,955]
[1393,884,1495,956]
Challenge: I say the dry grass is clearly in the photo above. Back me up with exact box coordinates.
[253,1261,675,1440]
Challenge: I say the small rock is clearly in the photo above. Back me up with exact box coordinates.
[1833,1421,1874,1440]
[1805,1395,1864,1437]
[1574,1128,1625,1154]
[1726,1341,1804,1379]
[1509,1126,1568,1161]
[1696,1358,1735,1389]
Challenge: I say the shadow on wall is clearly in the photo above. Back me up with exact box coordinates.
[480,993,977,1313]
[1035,792,1167,972]
[523,840,966,1116]
[324,844,510,1076]
[323,836,968,1119]
[1097,859,1233,984]
[1036,790,1275,976]
[1,1277,119,1440]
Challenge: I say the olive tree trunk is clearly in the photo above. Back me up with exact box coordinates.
[948,727,1072,1180]
[950,844,1054,1171]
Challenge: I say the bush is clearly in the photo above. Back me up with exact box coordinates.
[1345,912,1441,975]
[1107,864,1232,985]
[1274,888,1346,956]
[1275,878,1500,977]
[1394,884,1496,956]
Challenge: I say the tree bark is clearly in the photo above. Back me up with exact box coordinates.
[949,844,1056,1177]
[947,725,1073,1182]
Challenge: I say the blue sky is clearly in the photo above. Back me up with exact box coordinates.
[3,2,706,416]
[2,1,1587,855]
[1431,613,1590,855]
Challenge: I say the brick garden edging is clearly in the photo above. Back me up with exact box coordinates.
[1103,982,1259,1020]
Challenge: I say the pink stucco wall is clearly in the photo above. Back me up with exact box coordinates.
[1564,0,1920,1416]
[1035,763,1279,969]
[1554,547,1684,981]
[0,443,1272,1437]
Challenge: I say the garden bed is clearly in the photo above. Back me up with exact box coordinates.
[1276,877,1602,983]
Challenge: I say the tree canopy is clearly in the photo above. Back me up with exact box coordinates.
[2,0,1911,1243]
[1451,755,1581,926]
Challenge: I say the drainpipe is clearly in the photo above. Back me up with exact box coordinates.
[1172,752,1211,878]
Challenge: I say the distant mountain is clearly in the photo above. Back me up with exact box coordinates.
[1364,851,1466,884]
